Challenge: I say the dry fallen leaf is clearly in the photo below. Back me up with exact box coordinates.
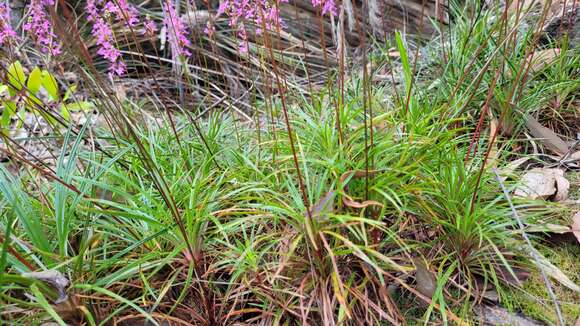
[554,172,570,202]
[413,257,437,299]
[514,168,569,201]
[528,48,561,74]
[572,211,580,244]
[536,251,580,293]
[309,190,335,223]
[22,270,69,303]
[527,223,572,234]
[524,114,569,157]
[498,157,530,181]
[496,266,531,287]
[340,170,384,209]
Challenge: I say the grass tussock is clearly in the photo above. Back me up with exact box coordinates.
[0,0,579,324]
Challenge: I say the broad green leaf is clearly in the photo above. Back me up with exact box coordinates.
[60,101,94,122]
[41,70,59,100]
[27,67,43,94]
[1,101,17,127]
[60,104,70,121]
[7,61,26,95]
[63,101,95,112]
[63,84,77,101]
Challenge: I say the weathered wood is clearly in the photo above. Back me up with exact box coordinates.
[280,0,448,47]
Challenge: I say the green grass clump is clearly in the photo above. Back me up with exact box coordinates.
[0,0,578,324]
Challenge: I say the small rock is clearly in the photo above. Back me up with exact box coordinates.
[475,305,544,326]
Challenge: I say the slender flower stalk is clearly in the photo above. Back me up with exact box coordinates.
[23,0,61,55]
[0,2,17,46]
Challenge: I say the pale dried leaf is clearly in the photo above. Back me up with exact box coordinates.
[572,211,580,244]
[554,172,570,202]
[514,168,568,200]
[310,190,335,222]
[22,270,69,303]
[527,223,571,234]
[498,157,530,181]
[340,170,384,209]
[524,114,569,157]
[488,117,500,167]
[536,251,580,293]
[413,257,436,299]
[529,49,561,73]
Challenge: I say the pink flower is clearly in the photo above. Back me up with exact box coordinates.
[163,0,191,58]
[86,0,128,77]
[216,0,287,52]
[0,2,17,45]
[143,16,158,37]
[23,0,61,55]
[203,22,215,37]
[311,0,336,16]
[104,0,139,27]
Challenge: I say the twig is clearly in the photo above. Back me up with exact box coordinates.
[492,168,565,326]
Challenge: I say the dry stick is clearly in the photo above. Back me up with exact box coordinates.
[0,234,36,271]
[491,168,565,326]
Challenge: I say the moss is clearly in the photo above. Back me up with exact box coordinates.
[503,243,580,325]
[568,171,580,201]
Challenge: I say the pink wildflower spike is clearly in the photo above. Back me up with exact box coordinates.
[217,0,287,52]
[0,2,18,45]
[86,0,127,77]
[109,60,126,77]
[163,0,191,58]
[104,0,139,27]
[204,22,215,37]
[23,0,61,55]
[238,26,248,53]
[143,16,158,37]
[311,0,336,16]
